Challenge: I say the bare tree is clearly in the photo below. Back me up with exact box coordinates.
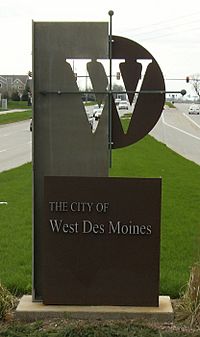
[190,74,200,99]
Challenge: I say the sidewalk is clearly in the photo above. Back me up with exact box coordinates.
[0,108,32,115]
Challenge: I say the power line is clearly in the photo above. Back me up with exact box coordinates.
[132,18,200,39]
[139,24,200,42]
[118,10,200,43]
[119,10,200,35]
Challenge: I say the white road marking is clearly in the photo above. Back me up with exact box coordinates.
[0,149,7,153]
[183,113,200,129]
[162,115,200,141]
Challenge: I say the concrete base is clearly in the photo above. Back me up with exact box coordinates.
[15,295,174,322]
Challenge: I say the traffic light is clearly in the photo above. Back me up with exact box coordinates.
[186,76,190,83]
[116,72,120,80]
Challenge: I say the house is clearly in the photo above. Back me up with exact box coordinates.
[0,75,29,98]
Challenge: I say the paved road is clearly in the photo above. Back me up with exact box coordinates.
[1,103,199,173]
[150,103,200,165]
[0,120,32,172]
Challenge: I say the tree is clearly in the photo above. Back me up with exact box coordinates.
[22,81,32,104]
[2,91,9,99]
[112,83,124,92]
[21,82,30,101]
[190,74,200,100]
[11,91,20,101]
[112,83,125,99]
[21,88,29,101]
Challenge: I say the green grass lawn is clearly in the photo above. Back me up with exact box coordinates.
[165,101,176,108]
[0,164,32,294]
[110,125,200,297]
[0,125,199,297]
[0,110,32,125]
[0,100,31,111]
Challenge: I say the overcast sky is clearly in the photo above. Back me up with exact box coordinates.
[0,0,200,95]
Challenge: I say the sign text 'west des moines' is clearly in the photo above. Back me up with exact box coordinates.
[49,201,152,236]
[42,176,161,306]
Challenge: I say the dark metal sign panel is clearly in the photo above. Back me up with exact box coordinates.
[43,176,161,306]
[112,35,165,148]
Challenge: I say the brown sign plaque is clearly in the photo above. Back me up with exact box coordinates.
[43,176,161,306]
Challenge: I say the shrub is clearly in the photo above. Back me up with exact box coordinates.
[0,283,18,320]
[177,262,200,327]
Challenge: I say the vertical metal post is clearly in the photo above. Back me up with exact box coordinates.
[108,10,114,168]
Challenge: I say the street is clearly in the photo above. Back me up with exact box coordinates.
[0,103,200,173]
[150,103,200,165]
[0,120,32,172]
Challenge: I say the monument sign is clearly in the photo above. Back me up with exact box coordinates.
[33,18,165,306]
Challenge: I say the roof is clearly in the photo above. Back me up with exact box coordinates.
[0,75,28,84]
